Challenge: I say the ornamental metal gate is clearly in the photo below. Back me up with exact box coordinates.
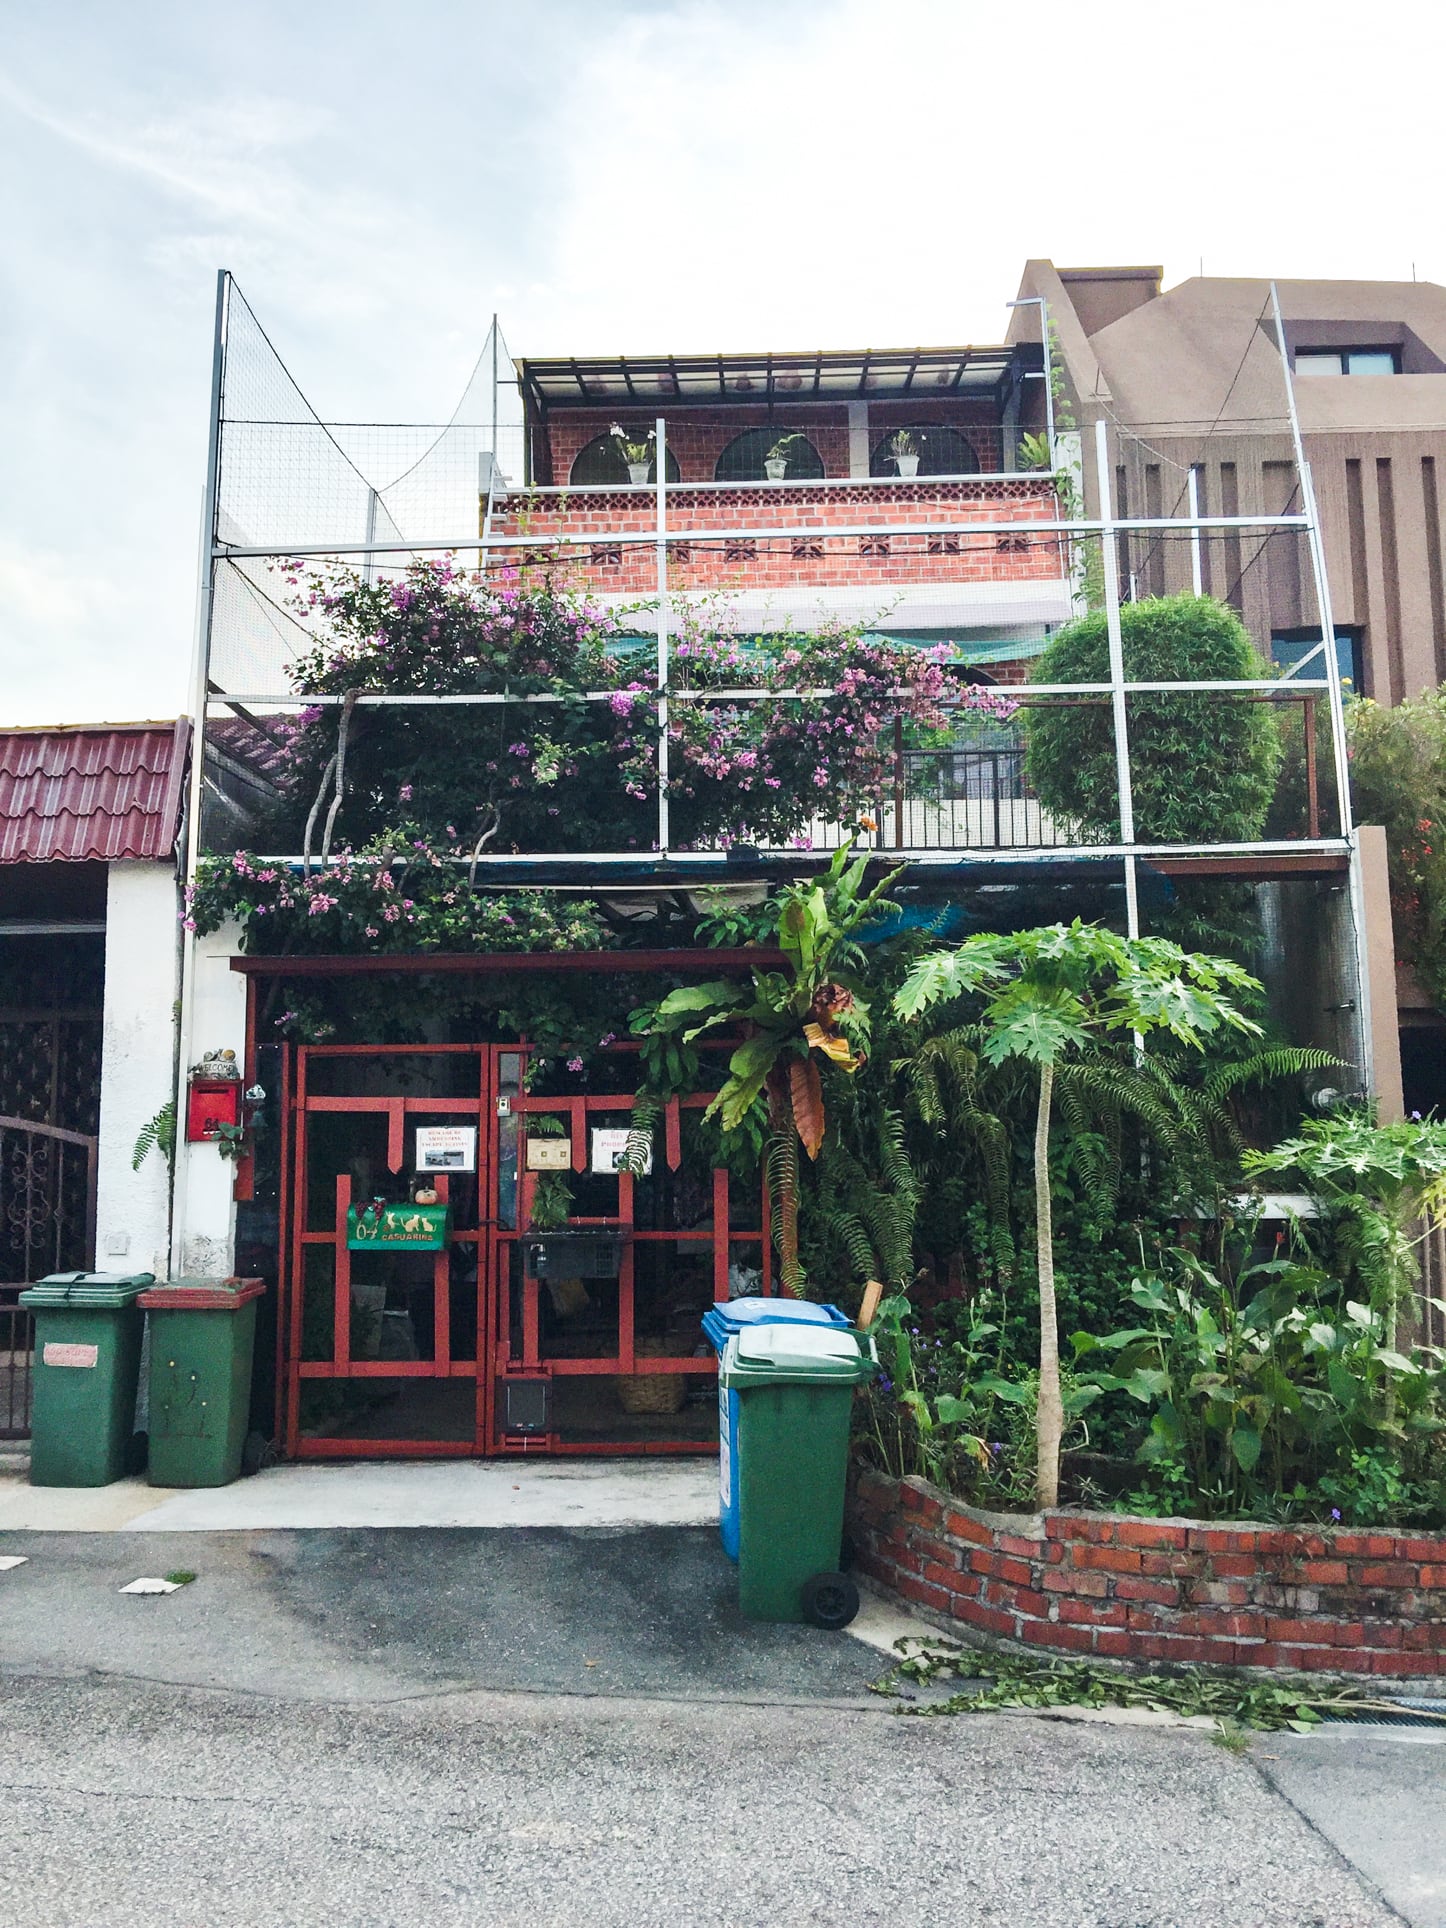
[0,1115,99,1438]
[280,1043,770,1458]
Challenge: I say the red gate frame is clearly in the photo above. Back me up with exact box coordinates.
[276,1040,771,1460]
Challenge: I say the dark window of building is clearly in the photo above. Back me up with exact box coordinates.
[1270,625,1363,694]
[568,434,681,485]
[869,425,980,477]
[1295,348,1401,377]
[713,428,825,482]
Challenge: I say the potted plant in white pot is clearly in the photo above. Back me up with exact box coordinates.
[889,428,920,478]
[763,432,808,481]
[610,422,656,485]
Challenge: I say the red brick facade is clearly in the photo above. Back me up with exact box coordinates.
[539,400,1012,488]
[849,1467,1446,1679]
[489,478,1066,604]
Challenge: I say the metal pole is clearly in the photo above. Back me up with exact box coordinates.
[363,489,379,588]
[655,417,670,856]
[1187,466,1203,596]
[490,312,499,474]
[1095,419,1140,940]
[1268,282,1353,837]
[172,267,229,1276]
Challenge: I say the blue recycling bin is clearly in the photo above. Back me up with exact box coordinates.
[702,1296,850,1560]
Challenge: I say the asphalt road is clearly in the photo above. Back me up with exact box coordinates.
[0,1527,1438,1927]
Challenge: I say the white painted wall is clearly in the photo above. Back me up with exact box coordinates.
[95,862,179,1281]
[170,918,248,1279]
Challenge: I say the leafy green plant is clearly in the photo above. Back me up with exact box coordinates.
[765,433,809,467]
[894,921,1262,1506]
[629,837,899,1290]
[1245,1111,1446,1364]
[525,1114,573,1230]
[1025,595,1283,843]
[1346,691,1446,1004]
[1074,1245,1444,1524]
[859,1290,1096,1507]
[132,1098,177,1172]
[609,422,656,467]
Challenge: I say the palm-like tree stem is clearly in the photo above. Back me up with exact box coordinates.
[1034,1059,1063,1508]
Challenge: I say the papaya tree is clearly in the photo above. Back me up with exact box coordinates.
[894,921,1262,1507]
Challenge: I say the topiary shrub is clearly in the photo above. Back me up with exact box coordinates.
[1024,595,1283,843]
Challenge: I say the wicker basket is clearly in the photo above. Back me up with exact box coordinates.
[615,1342,687,1417]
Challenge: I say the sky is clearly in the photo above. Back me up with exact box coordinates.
[1,0,1442,724]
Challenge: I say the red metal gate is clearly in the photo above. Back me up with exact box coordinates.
[280,1043,769,1459]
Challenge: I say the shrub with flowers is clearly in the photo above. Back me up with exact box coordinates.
[188,827,610,956]
[244,560,976,864]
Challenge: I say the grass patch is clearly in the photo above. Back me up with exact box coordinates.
[163,1570,197,1587]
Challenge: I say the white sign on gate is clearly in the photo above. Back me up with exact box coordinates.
[415,1126,477,1172]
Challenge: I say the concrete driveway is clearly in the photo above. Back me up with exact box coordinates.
[0,1519,1440,1925]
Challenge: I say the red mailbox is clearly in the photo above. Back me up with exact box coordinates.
[186,1078,241,1143]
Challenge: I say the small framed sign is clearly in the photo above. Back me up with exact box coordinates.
[591,1127,651,1176]
[526,1137,572,1171]
[415,1126,477,1173]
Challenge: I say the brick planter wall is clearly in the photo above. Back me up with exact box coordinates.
[848,1467,1446,1679]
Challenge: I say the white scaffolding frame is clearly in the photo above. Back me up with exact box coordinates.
[177,270,1368,1143]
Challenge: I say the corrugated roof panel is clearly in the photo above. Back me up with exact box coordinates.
[0,723,189,863]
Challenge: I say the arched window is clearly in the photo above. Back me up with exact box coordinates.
[713,427,826,482]
[569,433,681,486]
[869,425,980,477]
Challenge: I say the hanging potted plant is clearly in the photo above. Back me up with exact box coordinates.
[889,428,920,478]
[763,432,808,482]
[610,422,656,485]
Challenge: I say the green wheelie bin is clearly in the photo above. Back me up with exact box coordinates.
[137,1278,265,1488]
[718,1321,876,1629]
[19,1272,154,1486]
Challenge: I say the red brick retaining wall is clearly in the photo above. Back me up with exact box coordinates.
[848,1467,1446,1679]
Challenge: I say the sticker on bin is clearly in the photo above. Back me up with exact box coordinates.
[42,1342,98,1369]
[734,1325,859,1368]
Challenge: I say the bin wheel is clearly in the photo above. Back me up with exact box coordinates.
[801,1571,860,1630]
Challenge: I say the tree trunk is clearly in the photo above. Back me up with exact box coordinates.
[1034,1060,1064,1510]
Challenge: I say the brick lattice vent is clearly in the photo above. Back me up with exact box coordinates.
[848,1467,1446,1679]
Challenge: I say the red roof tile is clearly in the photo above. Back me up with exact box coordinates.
[0,721,190,863]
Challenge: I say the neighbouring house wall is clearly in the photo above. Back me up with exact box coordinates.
[170,921,247,1279]
[95,862,178,1279]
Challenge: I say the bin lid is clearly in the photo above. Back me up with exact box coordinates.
[137,1277,265,1311]
[19,1270,156,1309]
[706,1296,848,1330]
[702,1299,848,1358]
[719,1325,876,1388]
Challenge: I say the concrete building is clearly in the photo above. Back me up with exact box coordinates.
[0,723,187,1434]
[1011,262,1446,703]
[1010,263,1446,1107]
